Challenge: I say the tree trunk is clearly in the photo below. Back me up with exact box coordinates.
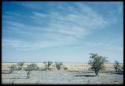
[95,71,98,76]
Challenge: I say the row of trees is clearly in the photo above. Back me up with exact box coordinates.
[8,53,123,77]
[9,61,67,72]
[43,61,67,70]
[9,62,67,79]
[89,53,123,76]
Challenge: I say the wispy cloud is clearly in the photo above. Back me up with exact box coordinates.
[2,39,70,51]
[2,2,123,63]
[2,2,111,51]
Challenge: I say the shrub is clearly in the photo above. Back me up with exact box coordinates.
[17,62,24,67]
[88,53,108,76]
[17,62,24,70]
[114,61,122,73]
[43,61,53,70]
[9,64,17,72]
[43,62,48,70]
[47,61,53,70]
[25,64,39,71]
[4,65,16,74]
[64,66,68,70]
[55,62,63,70]
[27,71,30,79]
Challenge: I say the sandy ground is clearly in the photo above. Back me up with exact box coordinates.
[2,63,123,84]
[2,70,123,84]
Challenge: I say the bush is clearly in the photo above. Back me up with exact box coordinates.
[43,62,48,70]
[17,62,24,67]
[114,61,122,73]
[47,61,53,70]
[27,71,30,79]
[55,62,63,70]
[9,64,18,72]
[3,65,16,74]
[64,66,68,70]
[88,53,108,76]
[25,64,39,71]
[43,61,53,70]
[17,62,24,70]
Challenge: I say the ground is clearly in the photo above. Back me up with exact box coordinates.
[2,70,123,84]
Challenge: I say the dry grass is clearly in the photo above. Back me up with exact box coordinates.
[2,63,123,72]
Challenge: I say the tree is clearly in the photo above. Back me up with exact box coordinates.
[64,66,68,70]
[17,62,24,67]
[25,64,39,71]
[9,64,17,73]
[43,61,53,70]
[55,62,63,70]
[47,61,53,70]
[17,62,24,70]
[88,53,108,76]
[27,71,30,79]
[114,61,122,72]
[43,62,48,70]
[24,64,38,79]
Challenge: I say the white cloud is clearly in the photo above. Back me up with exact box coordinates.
[21,2,46,10]
[2,39,71,51]
[33,12,48,18]
[6,21,25,28]
[3,2,109,51]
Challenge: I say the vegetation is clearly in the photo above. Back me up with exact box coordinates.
[88,53,108,76]
[43,62,48,70]
[43,61,53,70]
[23,63,39,79]
[27,71,30,79]
[47,61,53,70]
[8,64,17,73]
[25,64,39,71]
[17,62,24,70]
[64,66,68,70]
[55,62,63,70]
[17,62,24,67]
[114,61,122,73]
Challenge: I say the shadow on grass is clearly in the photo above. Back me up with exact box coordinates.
[75,75,96,77]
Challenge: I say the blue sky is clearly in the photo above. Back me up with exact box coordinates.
[2,2,123,63]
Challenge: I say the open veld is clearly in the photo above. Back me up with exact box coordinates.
[2,63,123,84]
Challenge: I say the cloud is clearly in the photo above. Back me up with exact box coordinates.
[2,39,71,51]
[33,12,48,18]
[6,21,25,28]
[21,2,45,10]
[3,2,108,51]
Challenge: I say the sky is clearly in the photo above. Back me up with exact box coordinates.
[2,1,123,63]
